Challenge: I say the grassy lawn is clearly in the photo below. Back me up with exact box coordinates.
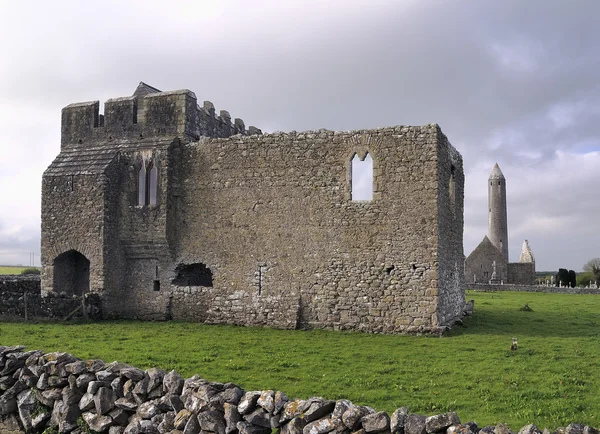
[0,266,30,274]
[0,290,599,430]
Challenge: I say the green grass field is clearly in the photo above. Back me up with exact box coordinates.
[0,266,29,274]
[0,290,598,430]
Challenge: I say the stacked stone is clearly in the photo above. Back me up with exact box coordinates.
[0,347,598,434]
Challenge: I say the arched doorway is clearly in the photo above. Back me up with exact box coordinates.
[53,250,90,295]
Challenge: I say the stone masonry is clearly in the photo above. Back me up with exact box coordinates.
[465,164,535,285]
[2,346,593,434]
[41,82,466,334]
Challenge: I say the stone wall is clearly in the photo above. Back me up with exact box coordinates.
[469,283,600,294]
[0,275,101,320]
[42,85,467,334]
[0,346,595,434]
[0,275,40,294]
[506,263,535,285]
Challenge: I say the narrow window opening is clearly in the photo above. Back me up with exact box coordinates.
[153,280,160,291]
[148,164,158,205]
[498,181,501,186]
[411,264,417,272]
[69,175,74,192]
[351,153,373,201]
[257,264,267,295]
[155,265,159,279]
[449,165,456,215]
[133,101,138,124]
[385,265,395,275]
[137,164,146,206]
[172,263,213,287]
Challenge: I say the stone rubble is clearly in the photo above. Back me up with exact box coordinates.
[0,347,596,434]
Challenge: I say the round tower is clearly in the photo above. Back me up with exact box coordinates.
[488,163,509,261]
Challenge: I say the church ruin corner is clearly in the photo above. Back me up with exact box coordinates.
[41,82,467,334]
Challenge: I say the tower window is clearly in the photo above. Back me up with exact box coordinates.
[351,153,373,201]
[137,160,158,206]
[137,165,146,206]
[148,164,158,205]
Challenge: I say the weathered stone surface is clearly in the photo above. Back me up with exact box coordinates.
[63,385,83,405]
[274,391,289,414]
[83,411,114,432]
[237,420,272,434]
[76,372,96,391]
[224,403,243,434]
[158,411,175,433]
[281,417,307,434]
[88,380,109,395]
[138,401,159,419]
[343,406,373,430]
[257,390,275,413]
[425,412,460,433]
[183,413,201,434]
[65,360,86,375]
[405,414,427,434]
[163,370,184,395]
[0,414,22,434]
[244,408,271,428]
[238,392,262,415]
[584,427,600,434]
[175,409,193,430]
[38,388,62,408]
[391,407,408,434]
[147,368,166,392]
[447,424,474,434]
[567,425,586,434]
[95,386,117,415]
[518,425,541,434]
[218,386,244,406]
[32,411,52,429]
[198,408,227,434]
[16,389,36,432]
[304,417,339,434]
[303,400,336,423]
[496,423,515,434]
[362,412,390,434]
[110,407,130,426]
[115,397,138,411]
[332,400,353,420]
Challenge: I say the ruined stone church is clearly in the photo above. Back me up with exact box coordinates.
[464,164,535,285]
[41,82,467,333]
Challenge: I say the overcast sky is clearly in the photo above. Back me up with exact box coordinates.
[0,0,598,271]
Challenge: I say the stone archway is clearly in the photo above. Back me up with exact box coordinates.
[52,250,90,295]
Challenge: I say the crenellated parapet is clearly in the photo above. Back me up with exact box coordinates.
[199,100,262,138]
[60,84,261,149]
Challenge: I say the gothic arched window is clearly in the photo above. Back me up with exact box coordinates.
[137,160,158,206]
[148,164,158,206]
[137,164,147,206]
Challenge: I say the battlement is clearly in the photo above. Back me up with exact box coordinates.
[61,84,261,148]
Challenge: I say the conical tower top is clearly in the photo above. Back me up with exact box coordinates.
[489,163,505,180]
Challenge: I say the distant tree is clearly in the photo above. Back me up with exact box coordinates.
[555,268,570,287]
[577,272,595,288]
[568,270,576,288]
[21,268,40,275]
[583,258,600,281]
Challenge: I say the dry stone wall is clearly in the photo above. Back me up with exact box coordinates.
[0,346,595,434]
[0,276,101,320]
